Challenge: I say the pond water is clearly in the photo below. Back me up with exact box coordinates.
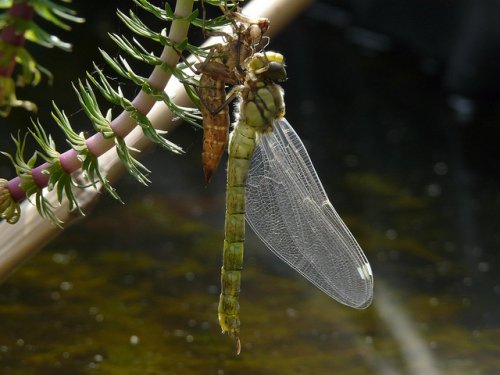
[0,2,499,374]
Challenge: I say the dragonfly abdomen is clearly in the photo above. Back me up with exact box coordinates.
[219,239,243,336]
[219,122,256,339]
[219,52,286,348]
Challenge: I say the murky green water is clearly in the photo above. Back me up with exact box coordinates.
[1,2,499,374]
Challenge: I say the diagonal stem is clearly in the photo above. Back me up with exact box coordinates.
[6,0,195,200]
[0,0,314,283]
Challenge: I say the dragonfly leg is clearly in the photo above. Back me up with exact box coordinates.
[210,85,241,115]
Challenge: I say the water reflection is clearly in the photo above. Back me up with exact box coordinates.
[1,3,499,375]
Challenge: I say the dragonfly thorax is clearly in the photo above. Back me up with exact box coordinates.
[240,83,285,131]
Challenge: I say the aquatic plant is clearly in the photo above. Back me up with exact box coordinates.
[0,0,84,116]
[0,0,243,225]
[0,0,312,283]
[0,0,372,356]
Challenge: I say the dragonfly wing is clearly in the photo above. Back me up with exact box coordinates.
[246,118,373,308]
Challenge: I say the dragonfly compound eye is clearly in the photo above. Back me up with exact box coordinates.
[264,61,287,82]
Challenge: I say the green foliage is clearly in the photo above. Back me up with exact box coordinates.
[0,75,37,116]
[0,132,63,224]
[1,132,38,196]
[0,0,84,116]
[0,1,13,9]
[0,0,240,225]
[0,178,20,223]
[32,0,84,30]
[50,103,122,203]
[134,0,236,30]
[15,44,53,86]
[72,80,115,139]
[29,119,84,216]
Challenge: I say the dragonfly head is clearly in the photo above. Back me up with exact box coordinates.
[248,52,287,83]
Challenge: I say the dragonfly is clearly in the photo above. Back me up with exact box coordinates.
[198,12,269,183]
[219,51,374,353]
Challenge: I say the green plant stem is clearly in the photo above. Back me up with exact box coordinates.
[0,0,314,283]
[6,0,195,202]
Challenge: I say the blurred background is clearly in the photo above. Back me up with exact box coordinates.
[0,0,498,373]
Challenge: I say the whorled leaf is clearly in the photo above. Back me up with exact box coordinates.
[32,0,84,30]
[51,103,121,202]
[115,137,150,185]
[1,132,38,197]
[134,0,238,30]
[87,61,186,153]
[0,0,239,224]
[29,120,84,215]
[0,132,60,224]
[0,178,20,224]
[72,80,115,139]
[0,75,37,117]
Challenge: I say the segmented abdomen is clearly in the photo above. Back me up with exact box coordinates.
[200,73,230,184]
[218,120,257,339]
[218,80,285,341]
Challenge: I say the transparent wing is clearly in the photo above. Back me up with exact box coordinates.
[246,118,373,308]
